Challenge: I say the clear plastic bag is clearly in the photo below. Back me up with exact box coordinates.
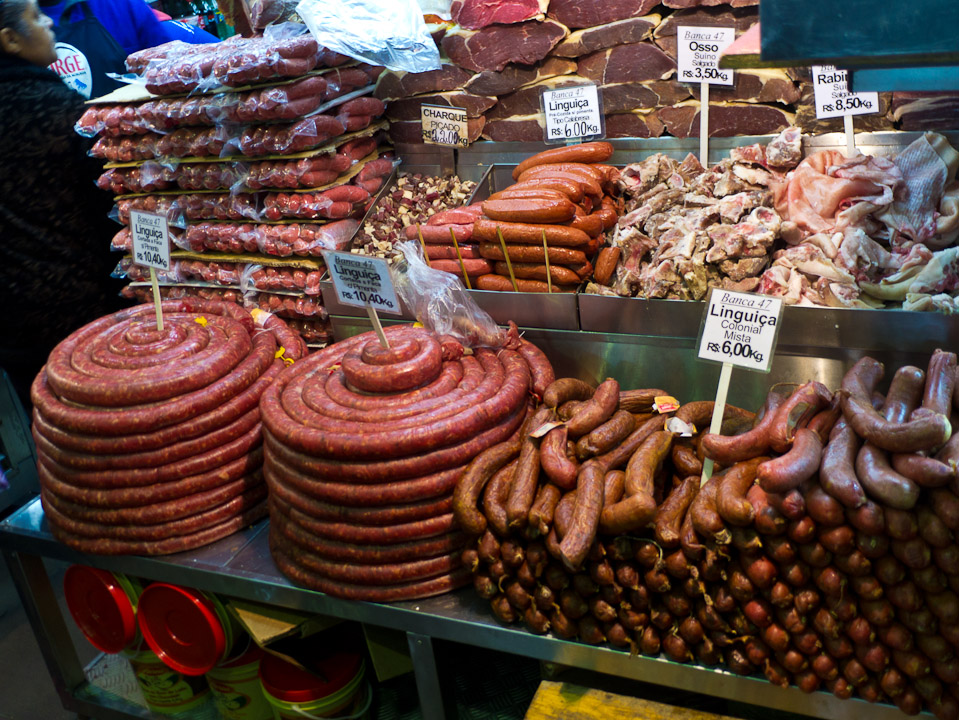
[392,240,508,348]
[296,0,440,73]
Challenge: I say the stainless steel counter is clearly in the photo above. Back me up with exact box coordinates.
[0,498,929,720]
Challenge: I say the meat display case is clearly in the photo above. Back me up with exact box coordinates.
[6,131,959,720]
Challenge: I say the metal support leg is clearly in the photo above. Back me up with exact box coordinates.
[407,632,447,720]
[3,550,84,711]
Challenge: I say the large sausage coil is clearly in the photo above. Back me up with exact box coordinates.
[260,324,553,601]
[33,299,305,555]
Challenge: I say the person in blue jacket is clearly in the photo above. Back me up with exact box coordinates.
[39,0,218,98]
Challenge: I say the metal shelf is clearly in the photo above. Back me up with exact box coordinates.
[0,498,931,720]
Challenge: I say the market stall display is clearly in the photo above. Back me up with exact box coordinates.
[33,299,305,555]
[454,349,959,718]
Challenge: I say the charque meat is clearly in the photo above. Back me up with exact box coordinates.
[441,20,568,73]
[451,0,548,29]
[547,0,659,29]
[576,42,676,85]
[260,324,553,600]
[464,58,577,96]
[33,298,305,555]
[552,15,660,57]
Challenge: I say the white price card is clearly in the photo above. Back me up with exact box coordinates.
[542,84,604,144]
[677,26,735,86]
[129,210,170,271]
[697,289,783,373]
[421,104,470,147]
[812,65,879,119]
[325,251,401,315]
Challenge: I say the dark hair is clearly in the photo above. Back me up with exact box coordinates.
[0,0,32,35]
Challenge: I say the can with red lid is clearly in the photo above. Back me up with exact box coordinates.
[258,650,369,719]
[206,640,273,720]
[137,583,240,676]
[62,565,143,654]
[128,641,218,719]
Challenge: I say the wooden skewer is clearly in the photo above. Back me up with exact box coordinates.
[416,224,431,267]
[449,226,471,289]
[496,227,519,292]
[541,229,552,294]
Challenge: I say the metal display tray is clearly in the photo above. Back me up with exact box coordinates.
[0,499,924,720]
[320,162,581,331]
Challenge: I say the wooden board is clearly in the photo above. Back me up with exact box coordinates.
[525,681,742,720]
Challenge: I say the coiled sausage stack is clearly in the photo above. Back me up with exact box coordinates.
[261,324,554,601]
[32,299,306,555]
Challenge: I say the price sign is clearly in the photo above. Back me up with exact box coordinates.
[812,65,879,119]
[129,210,170,271]
[421,104,470,147]
[542,84,604,144]
[325,251,401,315]
[677,26,735,85]
[697,289,783,373]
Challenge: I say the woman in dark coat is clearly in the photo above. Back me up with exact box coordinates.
[0,0,122,408]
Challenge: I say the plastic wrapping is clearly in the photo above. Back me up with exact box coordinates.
[134,24,348,96]
[263,185,371,220]
[98,162,248,194]
[224,114,348,157]
[183,219,358,257]
[393,240,507,348]
[240,264,323,295]
[90,127,225,161]
[110,226,183,252]
[174,192,261,222]
[297,0,440,73]
[112,196,183,227]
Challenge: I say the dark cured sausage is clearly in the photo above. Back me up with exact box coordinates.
[540,424,578,490]
[701,389,788,463]
[655,475,699,549]
[506,408,551,530]
[482,459,516,538]
[517,340,555,399]
[757,429,823,494]
[841,357,951,453]
[566,378,620,438]
[820,419,866,508]
[768,382,833,453]
[452,416,527,535]
[543,378,593,409]
[559,460,605,572]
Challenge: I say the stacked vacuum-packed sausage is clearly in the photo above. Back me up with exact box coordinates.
[77,24,395,347]
[32,299,306,555]
[454,351,959,719]
[474,141,621,292]
[260,323,555,601]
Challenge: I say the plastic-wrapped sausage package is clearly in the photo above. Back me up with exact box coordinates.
[260,322,556,601]
[32,298,307,555]
[393,240,506,348]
